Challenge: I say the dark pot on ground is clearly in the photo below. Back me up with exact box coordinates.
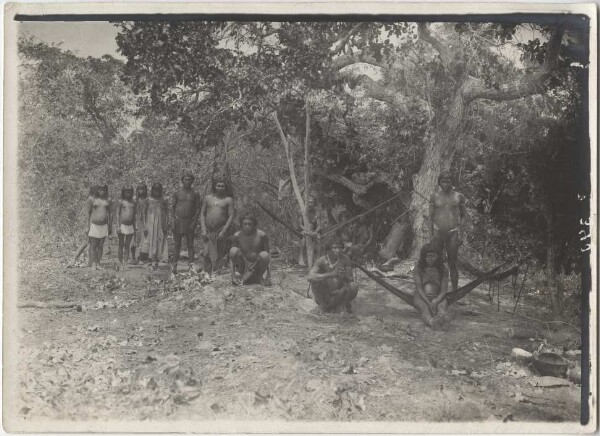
[533,352,568,377]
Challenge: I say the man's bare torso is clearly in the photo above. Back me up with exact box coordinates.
[204,195,232,231]
[236,230,267,263]
[174,189,199,220]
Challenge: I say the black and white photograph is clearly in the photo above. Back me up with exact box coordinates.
[3,2,596,432]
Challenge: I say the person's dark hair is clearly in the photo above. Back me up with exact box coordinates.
[338,210,351,222]
[240,211,258,226]
[96,184,108,199]
[417,243,444,276]
[151,182,163,197]
[136,184,147,198]
[211,178,233,198]
[324,235,344,250]
[181,172,195,183]
[438,171,453,186]
[121,186,134,199]
[89,185,99,197]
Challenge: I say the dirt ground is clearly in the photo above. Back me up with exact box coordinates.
[12,243,582,424]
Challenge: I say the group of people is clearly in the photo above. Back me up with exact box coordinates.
[76,174,273,286]
[76,171,466,329]
[307,171,466,329]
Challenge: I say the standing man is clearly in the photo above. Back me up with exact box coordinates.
[200,179,235,274]
[171,173,201,273]
[429,171,466,293]
[229,212,272,286]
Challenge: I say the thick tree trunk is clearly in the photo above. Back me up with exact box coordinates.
[404,25,564,260]
[409,88,467,254]
[545,209,562,317]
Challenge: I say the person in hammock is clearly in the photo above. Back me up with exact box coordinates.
[296,196,326,266]
[308,236,358,313]
[336,210,355,253]
[352,215,374,260]
[412,243,451,330]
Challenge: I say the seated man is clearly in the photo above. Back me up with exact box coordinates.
[229,212,272,286]
[412,243,451,330]
[308,236,358,313]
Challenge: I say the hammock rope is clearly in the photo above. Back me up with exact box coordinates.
[354,262,512,308]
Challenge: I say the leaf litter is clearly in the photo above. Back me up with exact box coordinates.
[16,257,582,422]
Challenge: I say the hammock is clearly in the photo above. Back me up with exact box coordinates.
[354,263,509,308]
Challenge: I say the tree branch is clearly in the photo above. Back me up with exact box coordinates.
[418,23,451,67]
[272,112,306,214]
[464,26,564,102]
[315,170,377,196]
[331,51,388,71]
[331,23,365,56]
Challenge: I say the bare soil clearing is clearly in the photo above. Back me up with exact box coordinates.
[15,250,581,423]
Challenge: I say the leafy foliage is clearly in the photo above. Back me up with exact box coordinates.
[18,18,590,315]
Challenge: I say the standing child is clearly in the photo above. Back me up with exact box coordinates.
[116,186,136,270]
[87,184,112,270]
[68,185,97,267]
[131,184,149,264]
[144,182,169,271]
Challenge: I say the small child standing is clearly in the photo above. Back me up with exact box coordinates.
[88,184,112,270]
[131,184,149,264]
[68,185,98,268]
[144,182,169,271]
[116,186,136,270]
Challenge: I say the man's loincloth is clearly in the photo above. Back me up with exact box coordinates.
[120,224,135,235]
[204,231,220,264]
[433,225,459,247]
[89,223,108,238]
[174,217,195,235]
[203,227,233,264]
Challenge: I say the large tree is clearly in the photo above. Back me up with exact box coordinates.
[115,17,588,257]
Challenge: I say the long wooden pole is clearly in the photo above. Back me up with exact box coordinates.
[303,101,314,267]
[272,112,305,214]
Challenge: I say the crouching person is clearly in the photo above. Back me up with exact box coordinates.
[229,212,272,286]
[308,236,358,313]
